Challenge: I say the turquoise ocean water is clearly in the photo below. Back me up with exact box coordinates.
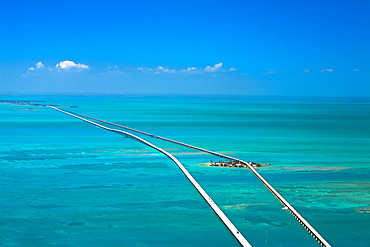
[1,95,369,247]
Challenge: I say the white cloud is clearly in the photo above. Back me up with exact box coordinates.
[107,65,124,75]
[55,60,89,70]
[26,60,89,74]
[36,61,45,69]
[320,68,334,72]
[134,66,176,73]
[354,69,360,72]
[180,67,198,73]
[266,70,277,74]
[303,69,311,72]
[28,61,46,71]
[134,63,236,74]
[204,62,224,72]
[134,67,148,71]
[22,60,89,76]
[156,66,176,73]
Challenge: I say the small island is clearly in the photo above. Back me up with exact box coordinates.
[203,160,270,168]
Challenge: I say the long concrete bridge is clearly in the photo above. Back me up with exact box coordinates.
[60,108,332,247]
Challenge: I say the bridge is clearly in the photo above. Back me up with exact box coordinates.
[47,105,331,247]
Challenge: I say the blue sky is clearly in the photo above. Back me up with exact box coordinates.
[1,0,369,96]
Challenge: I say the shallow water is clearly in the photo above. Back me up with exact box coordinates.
[1,95,369,246]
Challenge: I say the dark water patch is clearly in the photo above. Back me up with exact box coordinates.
[0,148,99,157]
[329,189,370,194]
[105,202,149,210]
[241,212,289,228]
[55,184,126,190]
[30,204,68,209]
[114,162,168,169]
[57,163,117,171]
[105,199,206,211]
[67,221,86,226]
[76,184,123,189]
[1,154,97,162]
[155,199,208,210]
[61,172,80,175]
[260,169,370,184]
[117,171,130,174]
[279,166,357,172]
[1,154,63,161]
[56,162,168,170]
[137,174,149,176]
